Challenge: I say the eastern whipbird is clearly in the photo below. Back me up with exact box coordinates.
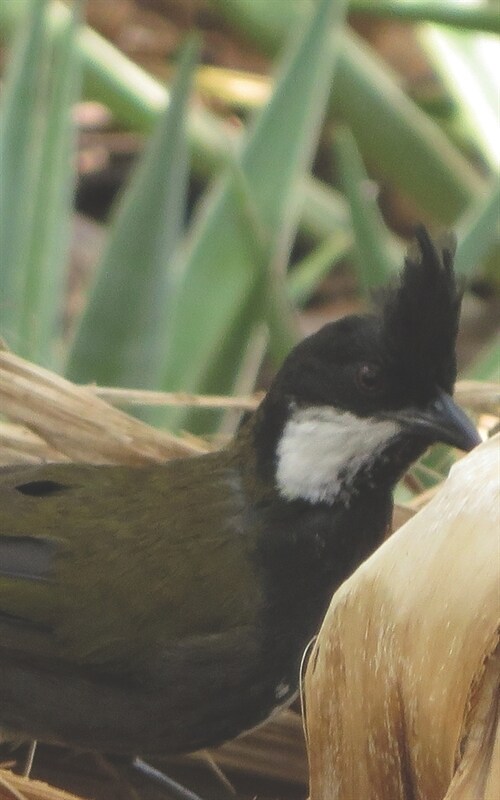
[0,228,479,769]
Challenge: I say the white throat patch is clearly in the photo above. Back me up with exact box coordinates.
[275,405,399,505]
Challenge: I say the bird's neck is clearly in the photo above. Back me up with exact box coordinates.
[241,391,424,507]
[231,398,400,701]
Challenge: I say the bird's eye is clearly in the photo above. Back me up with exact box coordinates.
[356,363,383,394]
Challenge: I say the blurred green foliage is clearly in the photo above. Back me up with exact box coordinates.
[0,0,498,451]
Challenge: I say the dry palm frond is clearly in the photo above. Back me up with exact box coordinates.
[454,380,500,416]
[210,709,307,784]
[92,386,263,410]
[86,380,500,416]
[304,434,500,800]
[0,349,205,464]
[0,769,82,800]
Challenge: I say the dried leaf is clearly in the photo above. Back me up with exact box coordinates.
[305,434,500,800]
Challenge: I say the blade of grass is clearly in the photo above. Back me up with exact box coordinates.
[65,38,199,393]
[454,180,500,280]
[334,126,399,293]
[420,24,500,171]
[350,1,500,35]
[0,0,47,351]
[0,0,351,249]
[467,334,500,382]
[156,0,349,433]
[222,152,300,369]
[20,1,80,367]
[287,230,353,306]
[211,0,485,221]
[180,291,268,434]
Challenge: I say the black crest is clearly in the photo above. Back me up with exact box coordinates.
[381,225,462,400]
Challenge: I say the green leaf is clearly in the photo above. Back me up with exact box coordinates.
[158,0,349,433]
[335,126,399,293]
[288,230,353,306]
[467,333,500,382]
[20,1,80,366]
[65,37,199,390]
[419,23,500,172]
[454,180,500,280]
[211,0,484,222]
[0,0,47,352]
[0,0,351,251]
[0,0,79,365]
[350,2,500,35]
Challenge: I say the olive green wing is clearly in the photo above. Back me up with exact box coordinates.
[0,458,262,674]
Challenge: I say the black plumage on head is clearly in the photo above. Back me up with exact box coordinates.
[381,225,462,402]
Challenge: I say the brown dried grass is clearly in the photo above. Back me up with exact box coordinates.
[0,770,82,800]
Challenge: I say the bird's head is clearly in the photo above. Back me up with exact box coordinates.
[253,226,480,505]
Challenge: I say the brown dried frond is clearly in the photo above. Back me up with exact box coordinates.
[0,350,205,465]
[0,769,83,800]
[305,434,500,800]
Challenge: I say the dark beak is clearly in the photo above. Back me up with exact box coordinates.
[394,390,481,451]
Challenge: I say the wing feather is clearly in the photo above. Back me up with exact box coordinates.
[0,456,261,674]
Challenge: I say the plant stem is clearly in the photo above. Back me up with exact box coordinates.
[350,1,500,35]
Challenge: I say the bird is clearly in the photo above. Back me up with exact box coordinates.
[0,226,480,759]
